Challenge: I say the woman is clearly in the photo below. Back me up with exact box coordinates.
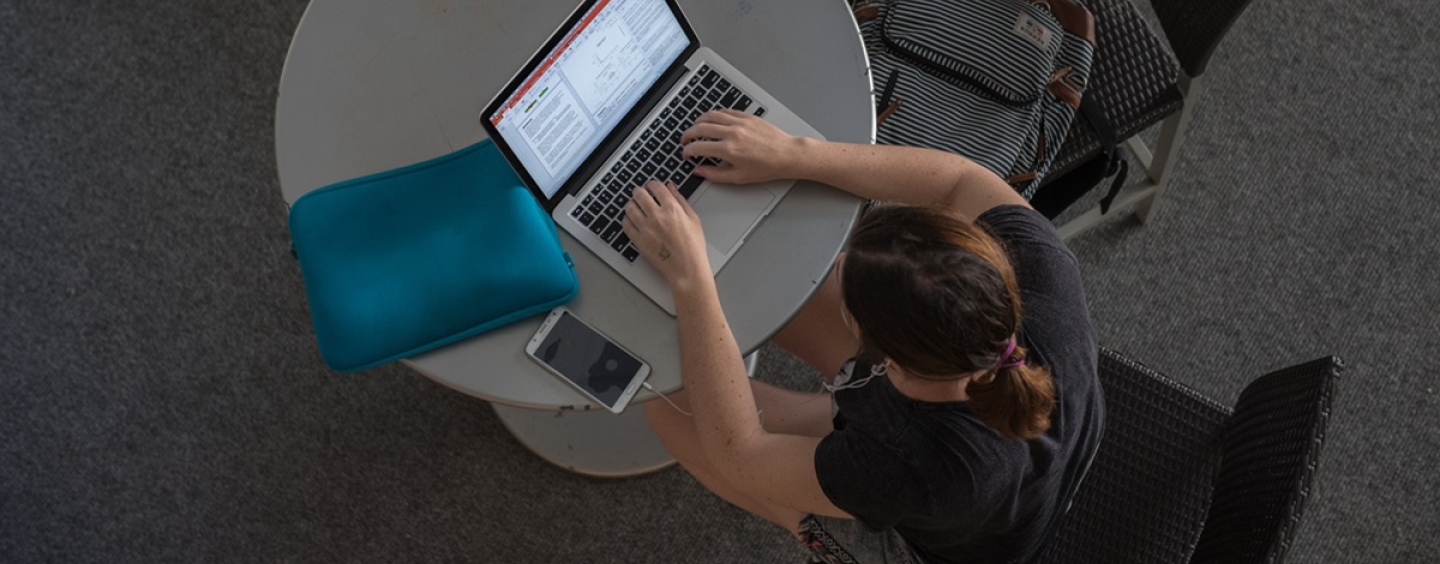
[621,109,1103,564]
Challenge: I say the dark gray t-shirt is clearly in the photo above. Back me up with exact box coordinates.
[814,205,1103,564]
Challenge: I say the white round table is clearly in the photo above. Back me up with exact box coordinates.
[276,0,874,476]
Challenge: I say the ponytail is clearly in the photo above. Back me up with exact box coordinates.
[966,346,1055,440]
[842,205,1057,439]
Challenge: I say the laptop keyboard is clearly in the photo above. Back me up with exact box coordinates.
[568,64,766,263]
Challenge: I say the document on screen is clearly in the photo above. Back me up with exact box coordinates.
[515,79,596,177]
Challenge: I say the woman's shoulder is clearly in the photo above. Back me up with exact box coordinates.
[976,205,1068,253]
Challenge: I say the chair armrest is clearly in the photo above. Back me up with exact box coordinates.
[1190,356,1343,564]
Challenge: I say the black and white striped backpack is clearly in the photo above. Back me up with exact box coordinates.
[856,0,1097,199]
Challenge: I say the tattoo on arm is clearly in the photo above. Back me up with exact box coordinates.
[659,245,671,261]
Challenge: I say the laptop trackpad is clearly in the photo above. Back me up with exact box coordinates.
[692,184,776,256]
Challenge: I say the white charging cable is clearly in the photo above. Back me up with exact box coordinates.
[642,376,832,417]
[641,381,692,416]
[640,358,883,417]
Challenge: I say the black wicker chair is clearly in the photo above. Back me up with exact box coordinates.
[1032,348,1341,564]
[1034,0,1259,239]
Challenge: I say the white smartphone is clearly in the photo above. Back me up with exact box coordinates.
[525,307,651,413]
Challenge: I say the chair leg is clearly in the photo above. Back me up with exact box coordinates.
[1055,75,1205,240]
[1056,182,1161,240]
[1125,135,1155,173]
[1134,73,1201,223]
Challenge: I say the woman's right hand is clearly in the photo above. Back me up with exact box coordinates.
[679,110,806,185]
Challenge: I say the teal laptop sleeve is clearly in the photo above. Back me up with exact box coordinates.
[288,139,578,373]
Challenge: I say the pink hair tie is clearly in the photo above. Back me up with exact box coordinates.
[998,338,1025,369]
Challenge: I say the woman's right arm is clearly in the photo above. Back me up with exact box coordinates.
[679,110,1029,223]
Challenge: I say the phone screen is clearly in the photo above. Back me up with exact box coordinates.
[533,311,645,408]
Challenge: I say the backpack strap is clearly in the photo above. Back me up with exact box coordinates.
[1042,0,1097,46]
[1029,100,1129,219]
[1080,96,1129,214]
[853,1,880,23]
[875,68,904,126]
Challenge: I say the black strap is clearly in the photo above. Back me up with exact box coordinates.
[1078,96,1127,214]
[1098,156,1128,214]
[877,69,900,116]
[1029,96,1128,220]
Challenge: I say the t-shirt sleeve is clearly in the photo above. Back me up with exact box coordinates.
[814,427,934,530]
[976,206,1082,304]
[976,205,1093,352]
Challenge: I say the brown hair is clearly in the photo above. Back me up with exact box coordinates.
[840,205,1055,439]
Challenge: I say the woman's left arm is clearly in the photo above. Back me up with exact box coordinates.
[622,181,849,519]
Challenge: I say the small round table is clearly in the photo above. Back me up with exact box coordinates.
[276,0,873,476]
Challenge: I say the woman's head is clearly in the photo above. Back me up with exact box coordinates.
[840,205,1055,439]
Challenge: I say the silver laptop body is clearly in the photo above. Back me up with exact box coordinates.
[481,0,824,315]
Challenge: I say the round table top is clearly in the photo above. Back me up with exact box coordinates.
[276,0,873,409]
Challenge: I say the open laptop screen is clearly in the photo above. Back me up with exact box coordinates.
[487,0,689,199]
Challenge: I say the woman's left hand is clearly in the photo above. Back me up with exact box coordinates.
[622,181,711,291]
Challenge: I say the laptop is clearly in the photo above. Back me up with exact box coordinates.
[480,0,824,315]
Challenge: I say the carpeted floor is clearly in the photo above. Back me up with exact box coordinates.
[2,0,1436,563]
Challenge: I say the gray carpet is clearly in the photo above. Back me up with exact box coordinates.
[2,0,1436,562]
